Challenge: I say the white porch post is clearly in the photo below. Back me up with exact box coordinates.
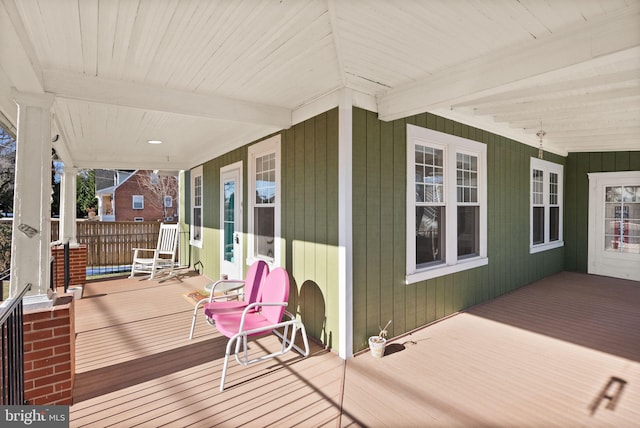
[59,166,78,245]
[9,90,54,304]
[338,88,353,359]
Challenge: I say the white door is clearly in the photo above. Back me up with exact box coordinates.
[588,171,640,281]
[220,162,243,280]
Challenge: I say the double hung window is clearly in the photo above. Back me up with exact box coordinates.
[190,166,203,247]
[407,125,487,283]
[132,195,144,210]
[530,158,563,252]
[248,135,281,266]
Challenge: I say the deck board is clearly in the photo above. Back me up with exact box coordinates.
[69,271,640,427]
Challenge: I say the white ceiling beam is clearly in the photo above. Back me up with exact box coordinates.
[51,111,74,167]
[558,135,640,150]
[534,126,640,138]
[0,1,44,94]
[453,69,640,109]
[43,70,292,128]
[515,122,640,133]
[494,101,640,124]
[429,106,567,156]
[378,7,640,121]
[473,87,640,116]
[71,158,194,171]
[327,0,347,88]
[0,68,17,130]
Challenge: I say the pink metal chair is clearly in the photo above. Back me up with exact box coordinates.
[213,267,310,391]
[188,260,269,339]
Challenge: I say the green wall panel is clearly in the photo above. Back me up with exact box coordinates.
[281,109,340,349]
[351,108,566,352]
[564,151,640,273]
[180,111,340,349]
[177,106,635,356]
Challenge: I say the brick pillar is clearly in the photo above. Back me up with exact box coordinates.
[23,295,75,405]
[51,245,87,289]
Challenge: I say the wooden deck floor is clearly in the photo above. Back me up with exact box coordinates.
[68,271,640,427]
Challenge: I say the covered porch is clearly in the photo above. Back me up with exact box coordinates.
[69,271,640,427]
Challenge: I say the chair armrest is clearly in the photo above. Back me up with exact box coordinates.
[237,302,287,331]
[132,248,157,253]
[207,279,246,302]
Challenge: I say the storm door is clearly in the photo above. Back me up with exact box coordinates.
[220,162,243,280]
[588,172,640,281]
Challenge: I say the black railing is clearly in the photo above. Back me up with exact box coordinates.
[0,282,32,405]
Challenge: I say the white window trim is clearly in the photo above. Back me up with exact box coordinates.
[247,135,281,268]
[190,165,203,248]
[530,158,564,254]
[406,125,488,284]
[132,195,144,210]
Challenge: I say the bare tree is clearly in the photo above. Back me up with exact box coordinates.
[0,127,16,215]
[136,171,179,221]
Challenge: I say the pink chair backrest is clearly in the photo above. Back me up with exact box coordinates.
[260,268,290,324]
[243,260,269,304]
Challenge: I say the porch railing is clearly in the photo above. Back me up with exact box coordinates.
[0,282,31,405]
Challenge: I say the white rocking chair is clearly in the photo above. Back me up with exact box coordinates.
[129,223,179,280]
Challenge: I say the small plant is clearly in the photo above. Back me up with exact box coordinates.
[370,320,392,344]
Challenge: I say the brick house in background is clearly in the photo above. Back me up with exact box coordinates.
[95,169,179,222]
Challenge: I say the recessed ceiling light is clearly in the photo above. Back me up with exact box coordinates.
[147,140,163,144]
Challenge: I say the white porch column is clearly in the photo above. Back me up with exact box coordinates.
[338,88,354,359]
[9,90,54,303]
[59,166,78,245]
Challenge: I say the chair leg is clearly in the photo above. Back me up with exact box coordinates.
[129,251,137,278]
[220,337,236,392]
[297,323,310,357]
[189,305,199,340]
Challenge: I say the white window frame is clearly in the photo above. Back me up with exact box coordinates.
[247,135,281,268]
[190,165,203,248]
[530,158,564,253]
[406,125,488,284]
[132,195,144,210]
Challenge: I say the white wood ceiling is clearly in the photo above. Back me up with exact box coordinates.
[0,0,638,170]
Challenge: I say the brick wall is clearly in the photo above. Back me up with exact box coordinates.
[114,170,178,222]
[115,171,169,221]
[51,245,87,289]
[23,295,75,405]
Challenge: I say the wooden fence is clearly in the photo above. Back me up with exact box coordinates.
[80,221,162,268]
[6,220,187,279]
[52,221,187,276]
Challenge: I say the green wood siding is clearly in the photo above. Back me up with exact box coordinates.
[564,151,640,273]
[180,110,340,349]
[281,109,340,349]
[351,107,566,352]
[177,105,626,356]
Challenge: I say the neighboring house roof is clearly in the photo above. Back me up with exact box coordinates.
[95,170,138,195]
